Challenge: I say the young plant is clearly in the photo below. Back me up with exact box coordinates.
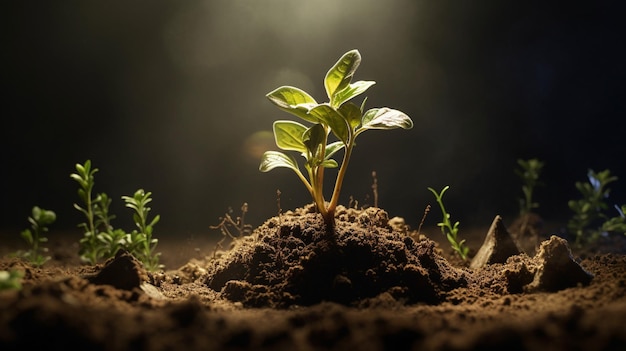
[122,189,162,271]
[515,158,544,216]
[71,160,163,270]
[19,206,56,266]
[71,160,102,264]
[93,193,128,259]
[567,169,618,246]
[259,49,413,230]
[428,186,469,260]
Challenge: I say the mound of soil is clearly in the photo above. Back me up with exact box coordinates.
[1,205,626,350]
[203,205,466,307]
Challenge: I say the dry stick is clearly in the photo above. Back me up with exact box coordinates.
[417,204,431,235]
[349,195,359,209]
[209,203,251,258]
[276,189,282,225]
[371,171,379,208]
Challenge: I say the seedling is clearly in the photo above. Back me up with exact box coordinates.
[93,193,127,259]
[567,169,618,245]
[515,158,544,216]
[71,160,163,270]
[0,270,23,291]
[122,189,162,271]
[428,186,469,260]
[20,206,56,266]
[259,49,413,230]
[71,160,101,264]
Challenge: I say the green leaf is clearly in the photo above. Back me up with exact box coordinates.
[259,151,300,173]
[338,102,363,130]
[266,86,318,123]
[324,141,345,161]
[325,50,361,104]
[308,104,349,143]
[150,214,161,227]
[360,108,413,132]
[321,159,339,168]
[273,120,308,153]
[39,209,56,225]
[302,123,326,160]
[20,229,33,245]
[331,80,376,108]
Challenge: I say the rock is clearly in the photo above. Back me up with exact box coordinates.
[525,235,593,292]
[87,250,148,291]
[470,215,522,269]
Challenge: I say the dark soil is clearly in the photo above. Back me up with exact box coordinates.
[2,205,626,350]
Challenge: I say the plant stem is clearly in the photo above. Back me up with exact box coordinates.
[327,142,355,224]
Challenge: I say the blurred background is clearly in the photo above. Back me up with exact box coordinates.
[2,1,625,239]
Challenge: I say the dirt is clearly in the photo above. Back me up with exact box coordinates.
[2,205,626,351]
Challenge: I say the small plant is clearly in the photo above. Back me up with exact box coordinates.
[567,169,618,245]
[93,193,128,259]
[71,160,163,270]
[122,189,162,271]
[19,206,56,266]
[0,270,23,291]
[259,49,413,230]
[71,160,102,264]
[515,158,544,216]
[428,186,469,260]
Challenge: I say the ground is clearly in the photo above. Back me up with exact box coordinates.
[1,205,626,351]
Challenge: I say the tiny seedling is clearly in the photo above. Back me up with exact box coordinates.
[93,193,128,259]
[71,160,102,264]
[71,160,163,270]
[515,158,544,216]
[0,270,23,291]
[567,169,618,245]
[122,189,162,271]
[428,186,469,260]
[20,206,56,266]
[259,49,413,230]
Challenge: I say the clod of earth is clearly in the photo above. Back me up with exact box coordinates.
[86,250,148,291]
[526,235,594,292]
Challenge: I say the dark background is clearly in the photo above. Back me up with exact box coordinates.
[2,1,625,239]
